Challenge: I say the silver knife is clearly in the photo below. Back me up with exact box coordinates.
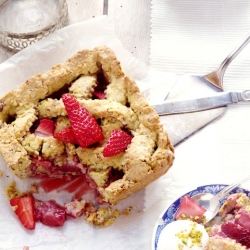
[154,90,250,115]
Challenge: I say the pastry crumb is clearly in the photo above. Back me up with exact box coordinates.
[30,182,39,194]
[5,182,20,199]
[6,181,30,199]
[122,206,132,215]
[85,206,120,228]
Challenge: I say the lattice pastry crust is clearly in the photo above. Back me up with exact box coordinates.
[0,46,174,205]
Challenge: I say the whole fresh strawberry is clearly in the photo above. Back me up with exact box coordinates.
[62,94,104,148]
[10,196,35,230]
[103,130,133,157]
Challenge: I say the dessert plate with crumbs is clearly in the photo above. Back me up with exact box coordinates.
[152,184,250,250]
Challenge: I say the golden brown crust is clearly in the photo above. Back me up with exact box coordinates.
[0,46,174,205]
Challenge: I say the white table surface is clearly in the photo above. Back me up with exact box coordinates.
[1,1,250,250]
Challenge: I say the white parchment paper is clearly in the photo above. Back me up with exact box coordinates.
[0,16,179,250]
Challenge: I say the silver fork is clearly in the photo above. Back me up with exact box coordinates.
[165,32,250,101]
[192,175,250,225]
[205,32,250,90]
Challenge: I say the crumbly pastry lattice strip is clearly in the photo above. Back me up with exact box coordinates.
[0,46,174,205]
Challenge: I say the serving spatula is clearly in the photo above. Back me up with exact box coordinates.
[156,33,250,146]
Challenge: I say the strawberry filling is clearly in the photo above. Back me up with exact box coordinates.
[29,157,84,179]
[38,177,77,193]
[10,91,133,230]
[34,199,66,227]
[54,127,79,144]
[10,195,95,229]
[93,91,106,100]
[106,167,125,187]
[36,175,97,203]
[92,66,109,100]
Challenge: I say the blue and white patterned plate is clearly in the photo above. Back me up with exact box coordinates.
[152,184,250,250]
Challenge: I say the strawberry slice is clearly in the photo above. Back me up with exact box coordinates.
[58,175,86,193]
[174,195,206,220]
[10,196,35,230]
[38,176,77,193]
[34,200,66,227]
[103,130,133,157]
[34,119,55,137]
[221,221,250,248]
[54,127,78,144]
[62,94,104,148]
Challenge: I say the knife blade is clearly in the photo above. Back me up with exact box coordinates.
[153,90,250,115]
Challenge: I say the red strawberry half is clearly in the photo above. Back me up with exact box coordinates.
[62,94,104,148]
[221,221,250,248]
[34,119,55,137]
[10,196,35,230]
[174,195,206,220]
[103,130,133,157]
[54,127,78,144]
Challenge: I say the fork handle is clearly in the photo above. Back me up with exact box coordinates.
[216,175,250,200]
[217,33,250,79]
[206,33,250,90]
